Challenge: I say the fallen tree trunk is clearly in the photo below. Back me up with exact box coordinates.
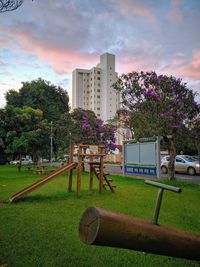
[79,206,200,261]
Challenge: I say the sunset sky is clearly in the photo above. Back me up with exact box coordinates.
[0,0,200,108]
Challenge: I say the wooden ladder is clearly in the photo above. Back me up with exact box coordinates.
[92,164,116,193]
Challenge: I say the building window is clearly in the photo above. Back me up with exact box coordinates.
[97,77,100,80]
[97,89,100,92]
[97,71,100,74]
[97,107,100,110]
[97,95,100,98]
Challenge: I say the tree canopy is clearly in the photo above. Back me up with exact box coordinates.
[55,108,116,154]
[6,78,70,122]
[0,101,116,163]
[0,105,49,162]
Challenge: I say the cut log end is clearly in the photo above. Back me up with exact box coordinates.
[79,206,100,244]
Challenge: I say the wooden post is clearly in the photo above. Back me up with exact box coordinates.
[79,206,200,261]
[68,144,74,192]
[77,145,82,198]
[68,170,73,192]
[99,145,104,193]
[89,153,94,190]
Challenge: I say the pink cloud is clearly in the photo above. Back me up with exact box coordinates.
[117,51,162,74]
[192,50,200,69]
[0,38,8,46]
[0,27,98,74]
[167,0,183,23]
[162,49,200,80]
[32,45,97,75]
[130,6,156,23]
[112,0,156,23]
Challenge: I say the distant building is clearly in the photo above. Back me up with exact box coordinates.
[72,53,120,122]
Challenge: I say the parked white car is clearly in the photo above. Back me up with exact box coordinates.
[161,155,200,175]
[10,158,33,165]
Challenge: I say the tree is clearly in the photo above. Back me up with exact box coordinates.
[114,71,200,179]
[55,108,116,155]
[6,78,70,122]
[1,105,49,162]
[71,108,116,152]
[0,108,9,164]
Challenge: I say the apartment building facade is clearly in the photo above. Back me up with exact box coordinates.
[72,53,119,122]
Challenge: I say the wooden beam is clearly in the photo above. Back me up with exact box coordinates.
[79,206,200,261]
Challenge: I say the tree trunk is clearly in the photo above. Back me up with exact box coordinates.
[168,137,176,180]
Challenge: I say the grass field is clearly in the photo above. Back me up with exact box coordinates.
[0,165,200,267]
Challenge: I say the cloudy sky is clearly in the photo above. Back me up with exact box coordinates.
[0,0,200,108]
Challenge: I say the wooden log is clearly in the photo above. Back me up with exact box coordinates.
[79,206,200,261]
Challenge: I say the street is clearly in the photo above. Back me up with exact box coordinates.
[50,162,200,184]
[104,164,200,184]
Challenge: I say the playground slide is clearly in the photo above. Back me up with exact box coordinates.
[10,162,77,203]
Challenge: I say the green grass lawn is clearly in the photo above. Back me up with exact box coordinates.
[0,165,200,267]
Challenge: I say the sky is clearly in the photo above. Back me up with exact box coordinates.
[0,0,200,108]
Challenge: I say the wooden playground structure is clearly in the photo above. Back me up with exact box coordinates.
[10,144,115,202]
[68,144,116,198]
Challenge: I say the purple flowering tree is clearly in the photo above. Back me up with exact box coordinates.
[114,71,200,179]
[70,108,116,153]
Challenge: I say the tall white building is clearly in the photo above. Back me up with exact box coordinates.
[72,53,119,122]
